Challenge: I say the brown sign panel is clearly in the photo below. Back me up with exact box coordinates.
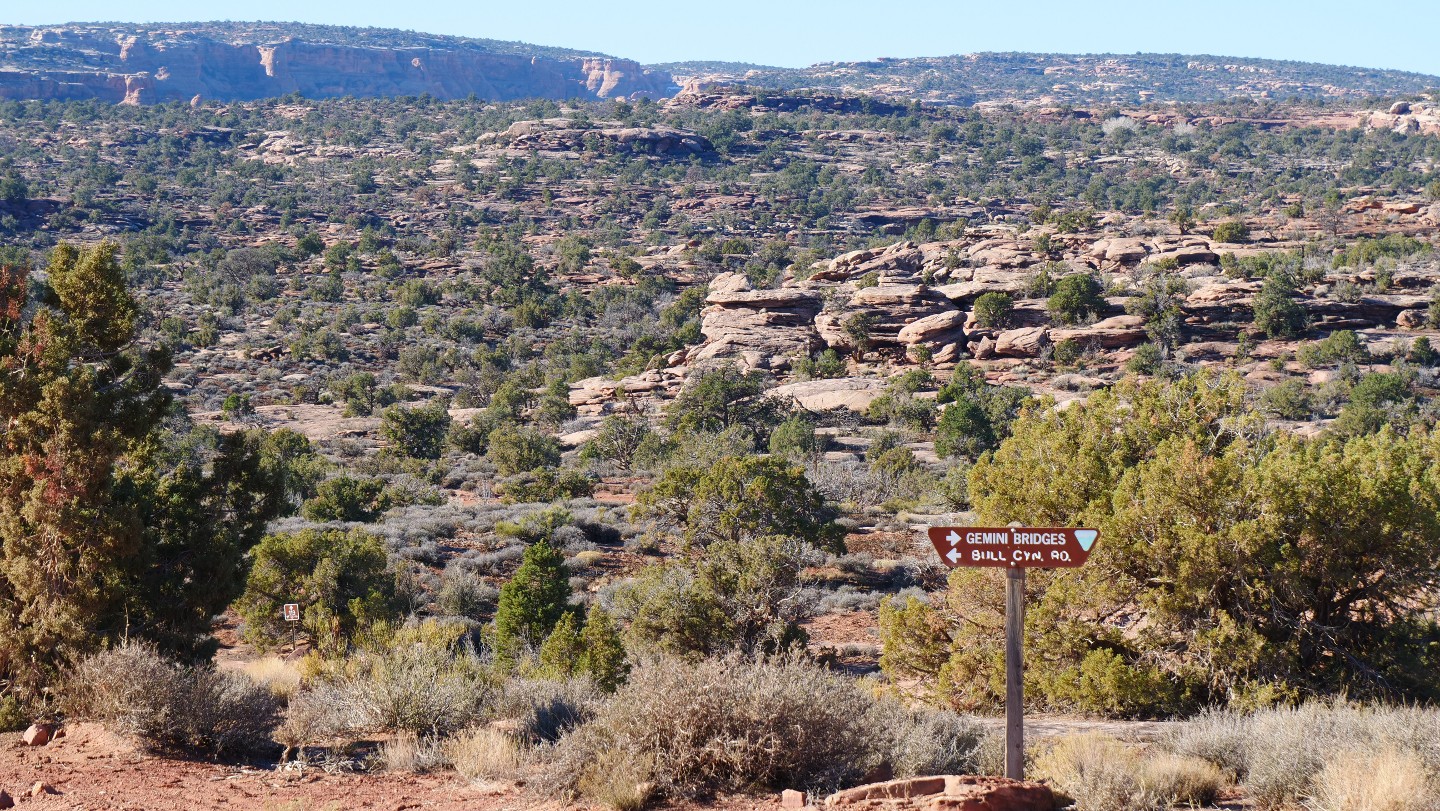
[927,527,1099,569]
[282,603,301,622]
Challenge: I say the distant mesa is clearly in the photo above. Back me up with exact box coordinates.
[4,23,1439,107]
[0,23,678,104]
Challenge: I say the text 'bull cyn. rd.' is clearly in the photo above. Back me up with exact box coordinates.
[927,527,1100,569]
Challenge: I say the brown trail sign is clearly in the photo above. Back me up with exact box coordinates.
[927,525,1099,781]
[927,527,1098,569]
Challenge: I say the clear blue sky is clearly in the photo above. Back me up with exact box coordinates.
[12,0,1440,75]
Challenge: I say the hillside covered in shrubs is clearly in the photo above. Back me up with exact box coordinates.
[3,45,1440,810]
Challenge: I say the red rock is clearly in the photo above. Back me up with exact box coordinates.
[782,788,808,808]
[30,781,57,797]
[21,723,54,746]
[826,775,1052,811]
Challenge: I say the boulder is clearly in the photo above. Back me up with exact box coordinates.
[935,269,1030,306]
[1050,314,1148,349]
[967,238,1033,268]
[896,310,967,346]
[782,789,808,809]
[1305,295,1421,329]
[1396,309,1427,329]
[769,378,889,412]
[1088,236,1149,266]
[1183,280,1260,319]
[812,241,924,282]
[825,775,1052,811]
[22,723,54,746]
[994,327,1049,358]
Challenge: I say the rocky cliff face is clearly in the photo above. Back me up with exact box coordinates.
[0,25,677,104]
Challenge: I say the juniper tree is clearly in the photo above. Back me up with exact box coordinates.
[0,244,287,699]
[492,540,570,668]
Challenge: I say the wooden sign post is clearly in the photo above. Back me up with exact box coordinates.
[927,526,1100,780]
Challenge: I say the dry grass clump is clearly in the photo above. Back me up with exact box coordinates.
[64,641,279,757]
[379,731,450,773]
[446,726,523,781]
[1035,733,1225,811]
[240,656,303,702]
[1307,749,1438,811]
[1165,702,1440,810]
[576,747,656,811]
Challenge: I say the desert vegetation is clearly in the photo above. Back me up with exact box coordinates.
[2,22,1440,811]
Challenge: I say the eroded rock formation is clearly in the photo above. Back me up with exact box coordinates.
[0,25,677,104]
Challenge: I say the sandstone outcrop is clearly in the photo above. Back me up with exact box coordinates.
[769,378,890,412]
[1087,235,1218,268]
[816,284,966,360]
[812,241,925,283]
[486,119,713,155]
[1050,314,1149,348]
[690,273,823,370]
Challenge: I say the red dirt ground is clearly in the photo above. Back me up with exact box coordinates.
[0,725,783,811]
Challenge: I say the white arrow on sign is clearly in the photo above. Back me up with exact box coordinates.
[947,547,962,564]
[946,531,961,546]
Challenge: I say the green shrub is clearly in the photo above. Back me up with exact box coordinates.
[1047,273,1105,325]
[1126,343,1164,376]
[1253,274,1308,339]
[1260,379,1311,420]
[487,426,562,475]
[492,541,571,667]
[971,292,1014,328]
[1212,220,1251,243]
[612,535,814,657]
[633,454,843,552]
[769,413,827,462]
[1407,336,1437,366]
[793,348,847,380]
[888,372,1440,715]
[1052,337,1083,365]
[301,475,389,522]
[498,467,596,503]
[237,528,395,649]
[380,401,452,459]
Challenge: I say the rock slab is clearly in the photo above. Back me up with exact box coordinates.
[826,775,1052,811]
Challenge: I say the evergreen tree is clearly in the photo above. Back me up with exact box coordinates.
[578,606,629,692]
[0,244,286,698]
[536,610,584,678]
[492,540,570,667]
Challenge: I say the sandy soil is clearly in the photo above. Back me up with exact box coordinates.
[0,724,784,811]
